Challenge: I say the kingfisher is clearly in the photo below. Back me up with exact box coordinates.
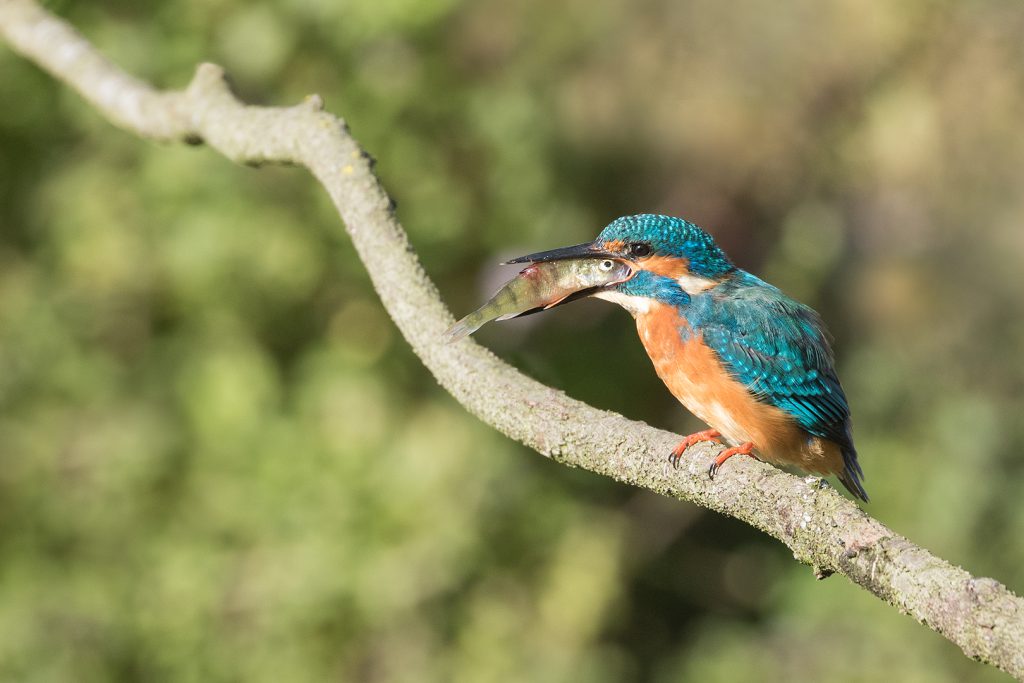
[507,214,868,502]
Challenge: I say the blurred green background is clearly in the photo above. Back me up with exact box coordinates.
[2,0,1023,680]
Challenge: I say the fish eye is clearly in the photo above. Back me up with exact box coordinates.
[629,243,652,258]
[599,259,615,271]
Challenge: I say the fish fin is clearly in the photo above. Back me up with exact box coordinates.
[443,317,480,343]
[497,306,546,320]
[542,293,573,309]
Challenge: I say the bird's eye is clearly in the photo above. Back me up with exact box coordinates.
[599,259,615,271]
[629,243,652,258]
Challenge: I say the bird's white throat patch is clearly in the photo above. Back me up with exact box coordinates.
[593,271,717,316]
[592,290,652,316]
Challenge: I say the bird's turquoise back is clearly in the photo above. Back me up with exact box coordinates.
[683,272,866,499]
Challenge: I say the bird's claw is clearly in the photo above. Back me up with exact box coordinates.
[706,441,756,481]
[707,460,721,479]
[667,429,722,469]
[668,448,683,469]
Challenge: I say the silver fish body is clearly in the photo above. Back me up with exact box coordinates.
[445,257,633,342]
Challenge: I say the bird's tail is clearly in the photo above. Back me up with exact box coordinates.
[837,444,869,503]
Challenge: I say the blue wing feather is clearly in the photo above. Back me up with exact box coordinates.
[692,275,854,449]
[666,271,866,500]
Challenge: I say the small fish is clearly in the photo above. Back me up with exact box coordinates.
[445,257,633,342]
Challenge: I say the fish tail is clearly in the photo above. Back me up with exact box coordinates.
[443,317,478,343]
[443,308,495,343]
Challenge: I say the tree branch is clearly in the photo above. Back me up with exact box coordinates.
[1,0,1021,678]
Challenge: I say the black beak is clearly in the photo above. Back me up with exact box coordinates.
[503,241,616,265]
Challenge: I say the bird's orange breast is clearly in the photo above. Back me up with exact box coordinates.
[635,303,845,476]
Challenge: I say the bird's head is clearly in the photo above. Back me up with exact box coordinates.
[507,214,735,314]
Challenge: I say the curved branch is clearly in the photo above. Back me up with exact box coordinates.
[1,1,1021,678]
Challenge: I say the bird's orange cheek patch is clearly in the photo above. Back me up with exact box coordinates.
[639,255,692,279]
[601,240,626,253]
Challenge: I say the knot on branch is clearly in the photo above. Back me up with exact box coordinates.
[187,62,233,100]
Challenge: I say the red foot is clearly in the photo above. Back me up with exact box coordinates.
[708,441,756,479]
[668,429,722,468]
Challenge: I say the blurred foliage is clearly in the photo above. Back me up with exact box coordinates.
[2,0,1024,680]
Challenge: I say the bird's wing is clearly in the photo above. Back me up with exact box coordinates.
[700,293,852,446]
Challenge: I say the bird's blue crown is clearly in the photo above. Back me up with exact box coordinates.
[598,214,734,278]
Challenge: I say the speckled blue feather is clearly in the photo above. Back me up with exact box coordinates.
[598,214,734,277]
